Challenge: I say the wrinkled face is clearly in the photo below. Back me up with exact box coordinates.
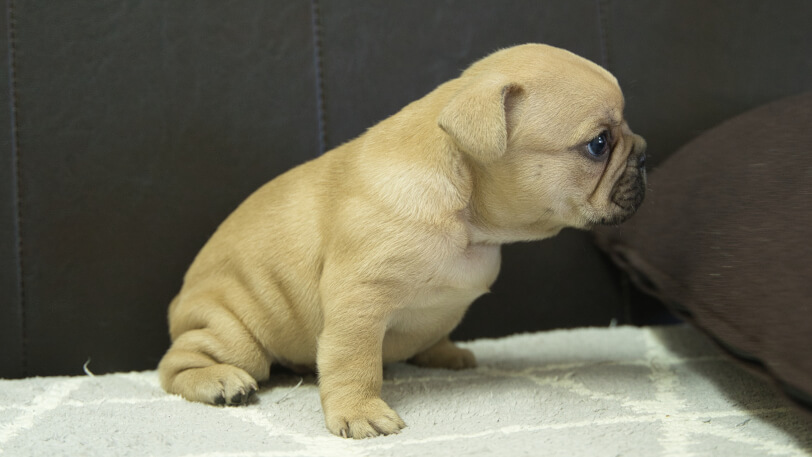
[468,61,647,242]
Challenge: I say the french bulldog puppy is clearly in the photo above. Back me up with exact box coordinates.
[158,43,646,438]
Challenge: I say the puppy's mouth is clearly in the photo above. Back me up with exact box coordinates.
[599,167,646,226]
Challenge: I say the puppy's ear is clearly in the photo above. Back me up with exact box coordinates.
[438,78,520,163]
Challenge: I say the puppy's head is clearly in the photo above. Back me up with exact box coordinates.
[439,44,646,242]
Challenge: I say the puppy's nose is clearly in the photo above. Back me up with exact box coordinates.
[632,135,647,169]
[637,153,646,169]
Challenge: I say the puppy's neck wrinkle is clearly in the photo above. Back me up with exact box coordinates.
[463,170,565,245]
[463,165,510,245]
[464,212,563,245]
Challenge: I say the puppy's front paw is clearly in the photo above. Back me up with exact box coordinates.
[324,398,406,439]
[170,364,258,406]
[410,343,477,370]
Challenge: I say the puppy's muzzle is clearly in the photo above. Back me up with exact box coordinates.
[604,139,647,225]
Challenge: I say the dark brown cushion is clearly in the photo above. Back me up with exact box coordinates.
[595,92,812,415]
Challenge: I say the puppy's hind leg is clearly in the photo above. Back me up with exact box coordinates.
[409,336,476,370]
[158,305,270,406]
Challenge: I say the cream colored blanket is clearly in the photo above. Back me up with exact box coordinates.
[1,325,809,456]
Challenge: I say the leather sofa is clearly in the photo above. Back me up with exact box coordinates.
[2,0,810,378]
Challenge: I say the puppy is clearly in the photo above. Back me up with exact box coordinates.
[158,43,646,438]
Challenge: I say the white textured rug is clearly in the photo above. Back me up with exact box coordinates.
[1,325,810,457]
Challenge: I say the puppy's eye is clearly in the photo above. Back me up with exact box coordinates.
[587,131,610,158]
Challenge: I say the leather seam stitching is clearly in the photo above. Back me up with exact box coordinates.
[6,0,27,377]
[310,0,328,154]
[596,0,612,71]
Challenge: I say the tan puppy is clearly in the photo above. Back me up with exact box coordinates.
[158,43,646,438]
